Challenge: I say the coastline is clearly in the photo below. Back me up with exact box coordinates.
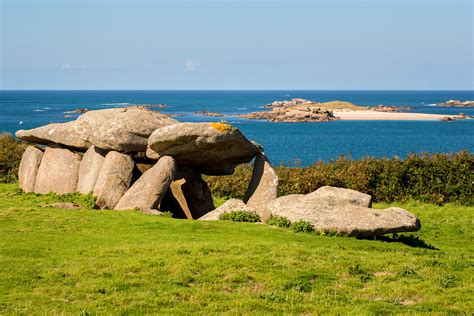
[333,110,461,121]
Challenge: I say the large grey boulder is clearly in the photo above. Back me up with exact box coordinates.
[76,146,108,194]
[34,147,81,194]
[198,199,255,221]
[147,122,262,175]
[18,146,44,193]
[115,156,176,210]
[307,186,372,208]
[167,167,215,219]
[265,188,421,237]
[243,152,278,220]
[93,151,134,209]
[16,108,177,152]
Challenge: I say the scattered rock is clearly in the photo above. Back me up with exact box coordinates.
[43,202,81,209]
[441,116,454,122]
[93,151,134,209]
[76,146,108,194]
[194,111,225,117]
[243,152,278,221]
[265,188,421,237]
[34,147,81,194]
[18,146,44,193]
[198,199,255,220]
[147,122,261,175]
[16,108,177,152]
[115,156,176,211]
[167,167,215,219]
[64,108,89,114]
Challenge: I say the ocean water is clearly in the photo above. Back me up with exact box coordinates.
[1,90,473,165]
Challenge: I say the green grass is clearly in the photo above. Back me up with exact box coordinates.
[0,183,473,314]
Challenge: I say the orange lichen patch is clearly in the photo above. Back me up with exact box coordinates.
[210,122,234,132]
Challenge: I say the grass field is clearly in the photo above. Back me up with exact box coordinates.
[0,183,472,314]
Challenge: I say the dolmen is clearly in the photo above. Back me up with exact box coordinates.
[16,107,421,237]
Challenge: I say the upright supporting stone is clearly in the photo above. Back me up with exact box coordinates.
[76,146,108,194]
[115,156,176,210]
[34,147,81,194]
[243,152,278,221]
[18,146,44,193]
[93,151,134,209]
[167,167,215,219]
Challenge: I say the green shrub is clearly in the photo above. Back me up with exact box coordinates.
[206,151,473,205]
[291,220,314,233]
[0,133,28,183]
[266,216,291,228]
[219,211,261,223]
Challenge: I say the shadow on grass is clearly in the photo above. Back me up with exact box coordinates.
[360,234,439,250]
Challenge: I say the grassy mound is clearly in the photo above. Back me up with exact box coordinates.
[0,183,472,314]
[317,100,367,110]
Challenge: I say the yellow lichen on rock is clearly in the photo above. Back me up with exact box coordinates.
[209,122,234,132]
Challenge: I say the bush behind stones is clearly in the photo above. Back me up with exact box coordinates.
[0,133,28,183]
[206,151,473,206]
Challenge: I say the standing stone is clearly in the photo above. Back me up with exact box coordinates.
[34,147,81,194]
[115,156,176,210]
[167,167,215,219]
[93,151,134,209]
[243,152,278,221]
[18,146,44,193]
[76,146,108,194]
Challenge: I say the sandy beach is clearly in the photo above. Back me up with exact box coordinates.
[333,110,459,121]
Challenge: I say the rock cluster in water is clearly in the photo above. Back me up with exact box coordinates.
[437,100,474,107]
[16,107,420,237]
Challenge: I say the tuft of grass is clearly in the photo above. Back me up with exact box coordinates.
[266,215,291,228]
[291,220,314,233]
[0,184,473,314]
[219,210,261,222]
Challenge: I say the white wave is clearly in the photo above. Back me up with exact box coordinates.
[101,102,130,106]
[427,103,437,106]
[238,107,247,110]
[44,107,52,110]
[34,109,46,112]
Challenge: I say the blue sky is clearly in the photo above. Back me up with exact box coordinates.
[1,0,472,90]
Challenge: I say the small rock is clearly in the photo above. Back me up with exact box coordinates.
[43,202,81,209]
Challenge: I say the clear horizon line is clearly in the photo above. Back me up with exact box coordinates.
[1,89,473,92]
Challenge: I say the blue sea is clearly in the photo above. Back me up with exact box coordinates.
[1,90,473,165]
